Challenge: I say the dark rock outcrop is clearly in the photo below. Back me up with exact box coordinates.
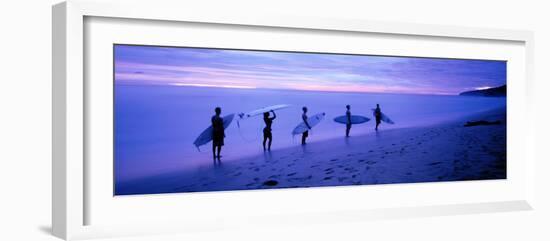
[464,120,502,127]
[459,85,506,97]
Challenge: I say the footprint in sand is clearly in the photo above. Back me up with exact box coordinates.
[262,180,278,186]
[324,176,333,180]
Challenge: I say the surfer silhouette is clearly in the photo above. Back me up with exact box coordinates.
[301,106,311,145]
[374,104,382,131]
[262,110,276,151]
[345,105,352,137]
[211,107,224,163]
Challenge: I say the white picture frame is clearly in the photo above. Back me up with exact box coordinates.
[52,0,535,240]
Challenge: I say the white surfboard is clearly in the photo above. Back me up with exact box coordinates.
[193,114,235,149]
[238,104,290,119]
[292,112,325,135]
[371,109,395,124]
[333,115,370,124]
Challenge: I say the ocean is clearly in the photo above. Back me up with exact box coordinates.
[115,84,506,183]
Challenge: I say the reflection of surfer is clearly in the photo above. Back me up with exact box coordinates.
[262,110,276,151]
[211,107,224,163]
[301,106,311,145]
[345,105,352,137]
[374,104,382,131]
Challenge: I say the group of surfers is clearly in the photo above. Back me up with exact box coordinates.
[210,104,384,162]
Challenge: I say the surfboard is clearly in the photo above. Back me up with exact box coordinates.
[292,112,325,135]
[238,104,290,119]
[193,114,235,149]
[333,115,370,124]
[371,109,395,124]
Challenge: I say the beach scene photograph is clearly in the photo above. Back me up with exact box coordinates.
[114,44,507,195]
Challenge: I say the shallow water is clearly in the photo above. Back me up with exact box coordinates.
[115,84,505,182]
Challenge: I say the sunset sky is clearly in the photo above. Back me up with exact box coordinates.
[114,44,506,95]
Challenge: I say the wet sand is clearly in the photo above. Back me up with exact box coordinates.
[116,108,506,195]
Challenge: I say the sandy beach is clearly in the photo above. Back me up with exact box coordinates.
[116,107,506,195]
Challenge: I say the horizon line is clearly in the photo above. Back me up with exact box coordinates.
[113,82,482,96]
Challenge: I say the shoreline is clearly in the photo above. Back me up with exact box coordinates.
[116,107,506,195]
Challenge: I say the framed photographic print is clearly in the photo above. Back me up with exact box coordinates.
[113,44,508,195]
[52,0,535,240]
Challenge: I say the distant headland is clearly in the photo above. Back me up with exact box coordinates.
[459,85,506,97]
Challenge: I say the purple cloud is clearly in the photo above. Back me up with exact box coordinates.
[114,45,506,95]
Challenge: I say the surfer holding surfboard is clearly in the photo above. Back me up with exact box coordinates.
[292,108,325,145]
[301,107,311,145]
[372,104,394,131]
[374,104,382,131]
[211,107,225,163]
[333,105,370,136]
[262,110,276,151]
[345,105,352,137]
